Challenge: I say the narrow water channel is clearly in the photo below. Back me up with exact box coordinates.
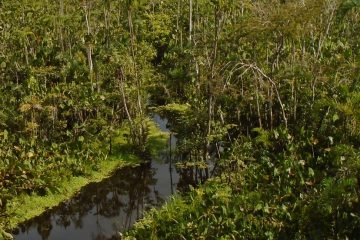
[12,115,179,240]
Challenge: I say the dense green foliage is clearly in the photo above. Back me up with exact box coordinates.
[1,0,360,238]
[0,0,161,230]
[126,0,360,239]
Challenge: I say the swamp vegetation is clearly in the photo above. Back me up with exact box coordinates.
[1,0,360,239]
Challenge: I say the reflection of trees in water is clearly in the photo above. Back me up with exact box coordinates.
[16,162,163,240]
[173,152,212,193]
[36,216,52,240]
[15,154,204,240]
[176,166,209,192]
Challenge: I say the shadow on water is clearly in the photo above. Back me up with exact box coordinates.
[13,160,178,240]
[12,114,213,240]
[151,113,212,192]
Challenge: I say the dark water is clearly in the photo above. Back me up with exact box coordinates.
[12,116,179,240]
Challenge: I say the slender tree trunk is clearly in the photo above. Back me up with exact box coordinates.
[59,0,65,53]
[205,6,220,162]
[189,0,193,43]
[127,6,142,116]
[316,2,335,59]
[117,68,133,128]
[84,0,94,92]
[104,5,110,49]
[24,41,29,65]
[176,0,179,44]
[270,86,274,130]
[255,81,262,128]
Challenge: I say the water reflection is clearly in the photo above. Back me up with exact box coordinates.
[13,161,178,240]
[12,114,214,240]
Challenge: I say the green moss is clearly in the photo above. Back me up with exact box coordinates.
[147,119,169,157]
[3,119,168,231]
[155,103,190,115]
[162,103,190,113]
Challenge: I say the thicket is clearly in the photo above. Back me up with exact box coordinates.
[0,0,359,238]
[0,0,162,229]
[125,0,360,239]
